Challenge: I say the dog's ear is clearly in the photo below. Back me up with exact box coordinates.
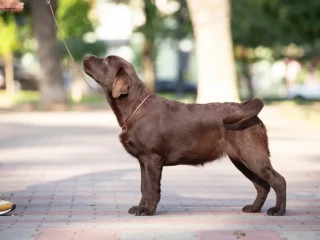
[112,67,129,99]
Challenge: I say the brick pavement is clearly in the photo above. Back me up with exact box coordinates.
[0,110,319,240]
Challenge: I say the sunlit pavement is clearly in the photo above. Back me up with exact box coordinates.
[0,109,319,240]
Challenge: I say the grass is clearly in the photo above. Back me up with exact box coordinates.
[0,90,39,106]
[263,98,320,106]
[67,94,105,104]
[0,90,318,115]
[0,90,106,106]
[0,90,197,107]
[158,92,197,103]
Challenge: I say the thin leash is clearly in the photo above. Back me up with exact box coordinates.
[121,93,152,129]
[45,0,105,99]
[45,0,153,129]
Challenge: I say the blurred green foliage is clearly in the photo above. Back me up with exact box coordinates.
[1,0,320,103]
[56,0,106,61]
[0,0,105,62]
[0,7,30,56]
[58,38,106,62]
[57,0,93,38]
[0,90,39,104]
[0,16,20,57]
[231,0,320,98]
[135,0,193,42]
[231,0,320,60]
[113,0,193,41]
[0,90,196,105]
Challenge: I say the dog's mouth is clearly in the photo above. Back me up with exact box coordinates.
[83,57,97,81]
[84,69,96,82]
[83,66,95,80]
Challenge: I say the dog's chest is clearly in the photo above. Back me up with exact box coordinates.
[118,130,142,157]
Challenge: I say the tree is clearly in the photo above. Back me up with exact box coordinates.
[113,0,172,92]
[187,0,239,103]
[231,0,320,98]
[0,17,19,94]
[56,0,106,101]
[56,0,105,62]
[171,0,193,96]
[136,0,158,91]
[111,0,194,93]
[28,0,102,107]
[231,0,273,98]
[29,0,66,107]
[0,0,24,94]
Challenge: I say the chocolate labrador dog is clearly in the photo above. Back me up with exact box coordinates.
[83,55,286,216]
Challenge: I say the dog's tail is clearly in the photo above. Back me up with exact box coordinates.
[223,98,264,130]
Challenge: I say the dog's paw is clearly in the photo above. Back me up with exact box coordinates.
[134,206,156,216]
[267,207,285,216]
[242,204,261,213]
[128,206,140,214]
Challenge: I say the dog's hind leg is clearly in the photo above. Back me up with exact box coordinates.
[230,157,270,213]
[254,162,286,216]
[233,155,286,216]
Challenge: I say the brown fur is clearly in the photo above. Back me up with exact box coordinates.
[83,54,287,216]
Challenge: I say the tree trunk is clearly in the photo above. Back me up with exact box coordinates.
[142,40,156,92]
[29,0,66,107]
[186,0,239,103]
[4,53,15,94]
[176,49,189,96]
[243,61,255,99]
[239,47,254,98]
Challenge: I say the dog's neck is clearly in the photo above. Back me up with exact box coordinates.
[105,79,151,128]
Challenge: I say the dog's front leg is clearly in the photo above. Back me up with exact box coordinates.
[135,156,163,216]
[128,161,148,215]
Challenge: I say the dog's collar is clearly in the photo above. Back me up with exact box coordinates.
[121,93,152,130]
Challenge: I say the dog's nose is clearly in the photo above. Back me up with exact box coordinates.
[84,54,92,59]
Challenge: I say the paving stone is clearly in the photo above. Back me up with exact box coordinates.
[0,111,319,239]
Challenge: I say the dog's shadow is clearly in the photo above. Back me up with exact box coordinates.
[0,166,313,219]
[0,122,252,217]
[1,121,319,232]
[0,166,270,218]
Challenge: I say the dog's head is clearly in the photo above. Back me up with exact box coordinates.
[83,55,139,99]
